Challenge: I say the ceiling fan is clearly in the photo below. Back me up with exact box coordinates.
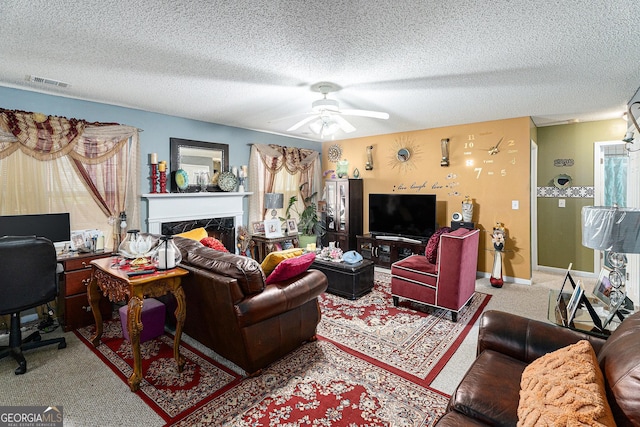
[287,82,389,137]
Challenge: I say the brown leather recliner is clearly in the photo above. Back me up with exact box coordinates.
[172,236,328,375]
[436,310,640,426]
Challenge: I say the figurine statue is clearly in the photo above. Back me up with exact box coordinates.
[490,222,506,288]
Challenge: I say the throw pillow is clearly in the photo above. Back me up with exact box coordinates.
[425,227,451,264]
[260,247,304,276]
[265,252,316,285]
[200,236,229,252]
[176,227,208,241]
[517,340,615,427]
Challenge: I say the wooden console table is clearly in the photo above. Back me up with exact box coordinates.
[250,233,299,262]
[87,257,189,392]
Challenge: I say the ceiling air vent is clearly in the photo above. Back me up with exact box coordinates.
[26,75,70,88]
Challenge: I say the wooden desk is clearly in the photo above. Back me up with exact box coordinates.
[87,257,189,392]
[250,233,299,262]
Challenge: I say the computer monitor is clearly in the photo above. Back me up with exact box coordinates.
[0,213,71,245]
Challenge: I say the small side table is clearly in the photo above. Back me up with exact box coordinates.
[547,289,635,339]
[87,257,189,392]
[250,233,299,262]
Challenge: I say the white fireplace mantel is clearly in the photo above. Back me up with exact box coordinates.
[142,192,252,235]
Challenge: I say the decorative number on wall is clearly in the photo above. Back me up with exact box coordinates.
[465,132,518,179]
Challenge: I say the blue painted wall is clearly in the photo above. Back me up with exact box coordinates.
[0,86,319,230]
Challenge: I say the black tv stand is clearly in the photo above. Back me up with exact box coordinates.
[357,234,427,268]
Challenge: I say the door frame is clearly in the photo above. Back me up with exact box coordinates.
[593,140,640,304]
[530,139,538,273]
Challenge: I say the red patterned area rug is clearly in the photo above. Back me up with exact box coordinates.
[171,340,449,426]
[317,271,491,383]
[74,320,242,424]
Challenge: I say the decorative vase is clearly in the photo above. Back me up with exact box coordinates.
[336,159,349,178]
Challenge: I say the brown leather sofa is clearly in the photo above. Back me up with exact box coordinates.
[436,310,640,426]
[171,236,328,375]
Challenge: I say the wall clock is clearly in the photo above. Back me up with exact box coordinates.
[464,133,517,179]
[327,144,342,163]
[388,135,421,173]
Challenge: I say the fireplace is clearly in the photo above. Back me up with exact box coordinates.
[143,192,251,254]
[161,217,235,252]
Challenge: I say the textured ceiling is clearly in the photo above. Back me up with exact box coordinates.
[1,1,639,141]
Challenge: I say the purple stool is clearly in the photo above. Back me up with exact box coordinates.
[119,298,166,343]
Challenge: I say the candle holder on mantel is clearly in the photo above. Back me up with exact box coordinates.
[149,153,158,193]
[150,163,158,193]
[159,170,167,193]
[158,160,168,193]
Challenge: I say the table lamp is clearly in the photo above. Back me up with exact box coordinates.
[264,193,284,220]
[582,206,640,310]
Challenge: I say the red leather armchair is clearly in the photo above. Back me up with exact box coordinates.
[390,228,479,321]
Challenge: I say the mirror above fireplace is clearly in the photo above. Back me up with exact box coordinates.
[170,138,229,192]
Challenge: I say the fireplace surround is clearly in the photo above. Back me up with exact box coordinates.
[143,192,251,253]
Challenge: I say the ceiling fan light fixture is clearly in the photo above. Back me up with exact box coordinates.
[309,116,340,137]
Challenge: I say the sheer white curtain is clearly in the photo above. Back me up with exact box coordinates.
[0,149,111,240]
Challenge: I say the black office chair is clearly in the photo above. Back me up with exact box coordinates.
[0,236,66,374]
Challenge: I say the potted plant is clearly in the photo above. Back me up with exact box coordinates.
[282,183,325,248]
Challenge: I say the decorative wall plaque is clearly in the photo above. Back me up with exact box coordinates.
[554,159,574,167]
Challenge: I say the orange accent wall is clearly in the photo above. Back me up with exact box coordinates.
[322,117,532,281]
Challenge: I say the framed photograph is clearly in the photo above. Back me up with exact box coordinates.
[592,267,613,306]
[287,219,298,233]
[252,221,265,235]
[70,230,89,251]
[556,262,574,303]
[566,280,585,325]
[264,219,282,238]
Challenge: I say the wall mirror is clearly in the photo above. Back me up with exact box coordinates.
[552,173,572,189]
[170,138,229,192]
[397,148,411,162]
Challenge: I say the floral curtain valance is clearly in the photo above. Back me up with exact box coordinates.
[0,109,137,163]
[0,107,140,233]
[255,143,319,174]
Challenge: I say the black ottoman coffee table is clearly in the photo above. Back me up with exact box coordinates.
[311,257,375,300]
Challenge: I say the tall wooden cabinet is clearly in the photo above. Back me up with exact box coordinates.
[324,179,363,251]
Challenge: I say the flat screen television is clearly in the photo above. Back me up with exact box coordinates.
[0,213,71,244]
[369,194,437,241]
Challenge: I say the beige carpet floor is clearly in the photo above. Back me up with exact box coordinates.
[0,269,587,426]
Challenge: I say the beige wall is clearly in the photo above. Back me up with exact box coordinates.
[322,117,532,280]
[536,119,628,272]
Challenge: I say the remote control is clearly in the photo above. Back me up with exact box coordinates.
[127,269,155,277]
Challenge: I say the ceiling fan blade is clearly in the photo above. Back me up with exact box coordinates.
[339,109,389,120]
[287,115,318,131]
[333,115,356,133]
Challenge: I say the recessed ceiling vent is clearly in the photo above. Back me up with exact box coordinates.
[26,75,70,88]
